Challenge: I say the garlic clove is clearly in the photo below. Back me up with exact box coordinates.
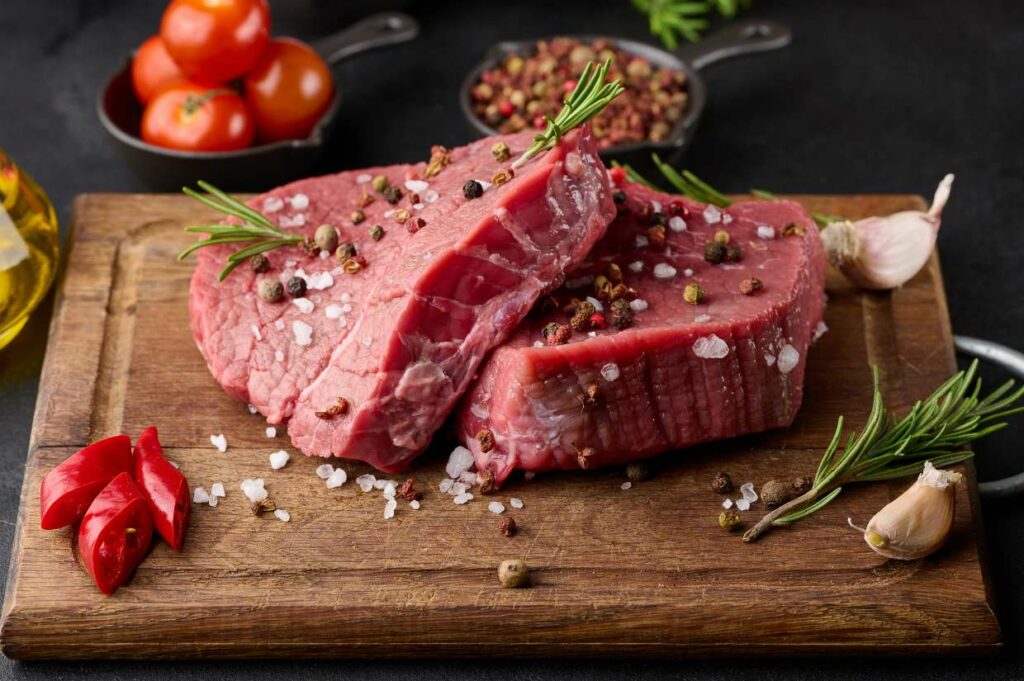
[821,174,954,290]
[856,461,962,561]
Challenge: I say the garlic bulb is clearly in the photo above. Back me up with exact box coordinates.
[852,461,962,560]
[821,174,954,290]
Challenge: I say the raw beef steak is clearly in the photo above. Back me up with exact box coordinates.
[457,168,826,484]
[189,128,615,472]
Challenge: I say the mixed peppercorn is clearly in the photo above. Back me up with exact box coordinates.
[470,37,689,150]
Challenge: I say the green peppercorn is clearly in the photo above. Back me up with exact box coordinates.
[704,241,726,264]
[719,510,741,531]
[369,225,385,241]
[286,276,307,298]
[314,224,338,253]
[463,179,484,200]
[683,283,706,305]
[713,230,730,245]
[371,175,389,192]
[257,278,283,303]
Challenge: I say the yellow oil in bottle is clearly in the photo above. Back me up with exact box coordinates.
[0,150,60,350]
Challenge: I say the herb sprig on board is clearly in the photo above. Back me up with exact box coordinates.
[177,181,305,281]
[513,59,625,169]
[744,360,1024,542]
[631,0,753,48]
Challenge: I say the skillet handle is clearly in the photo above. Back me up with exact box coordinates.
[676,19,791,71]
[954,335,1024,499]
[312,11,419,65]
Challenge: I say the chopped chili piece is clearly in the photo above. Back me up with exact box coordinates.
[77,472,154,595]
[133,426,190,551]
[40,434,133,530]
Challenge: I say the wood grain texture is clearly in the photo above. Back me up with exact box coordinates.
[0,194,999,659]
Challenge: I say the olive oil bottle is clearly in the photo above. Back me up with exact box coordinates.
[0,150,59,350]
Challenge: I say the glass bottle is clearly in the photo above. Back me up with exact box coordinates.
[0,150,60,350]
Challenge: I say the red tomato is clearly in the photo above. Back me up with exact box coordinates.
[243,38,334,142]
[78,473,154,595]
[160,0,270,83]
[141,83,254,152]
[131,36,188,105]
[40,435,133,530]
[133,427,190,551]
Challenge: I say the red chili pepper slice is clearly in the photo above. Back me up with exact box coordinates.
[133,426,190,551]
[40,434,133,530]
[78,472,153,595]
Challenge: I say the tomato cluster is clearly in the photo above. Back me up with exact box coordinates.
[131,0,334,152]
[40,427,190,595]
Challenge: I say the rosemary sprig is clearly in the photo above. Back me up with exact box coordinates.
[743,360,1024,542]
[177,180,305,281]
[632,0,753,49]
[512,59,624,170]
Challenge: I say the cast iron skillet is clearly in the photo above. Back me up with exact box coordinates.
[459,20,791,174]
[97,12,419,191]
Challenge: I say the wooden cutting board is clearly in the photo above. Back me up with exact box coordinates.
[0,194,999,659]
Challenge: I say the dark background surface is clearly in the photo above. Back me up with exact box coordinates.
[1,0,1023,678]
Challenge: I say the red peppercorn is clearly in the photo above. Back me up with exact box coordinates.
[532,116,547,130]
[589,312,607,329]
[499,100,515,117]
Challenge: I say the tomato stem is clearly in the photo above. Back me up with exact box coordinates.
[181,89,236,116]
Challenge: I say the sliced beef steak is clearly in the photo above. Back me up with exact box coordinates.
[189,128,614,472]
[457,169,826,484]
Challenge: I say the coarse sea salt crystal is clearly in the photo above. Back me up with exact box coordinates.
[586,296,604,312]
[635,234,649,248]
[629,298,648,312]
[446,446,475,478]
[653,263,677,279]
[601,363,620,382]
[410,500,421,510]
[703,205,722,224]
[240,479,268,503]
[458,471,477,486]
[209,495,219,508]
[621,481,632,491]
[722,498,734,509]
[279,214,305,228]
[628,260,644,273]
[383,482,396,499]
[290,193,309,210]
[193,487,210,504]
[211,482,225,498]
[306,271,334,290]
[326,468,348,489]
[275,349,285,362]
[651,200,662,213]
[693,334,729,359]
[356,173,372,184]
[269,450,289,470]
[383,209,396,219]
[453,492,474,505]
[439,478,454,494]
[488,501,506,514]
[266,426,277,438]
[251,324,262,341]
[765,353,777,366]
[777,344,800,374]
[722,212,734,225]
[756,225,776,239]
[248,404,259,415]
[412,202,424,211]
[695,314,711,323]
[292,297,314,314]
[451,482,467,496]
[740,482,758,503]
[274,319,285,331]
[315,464,334,479]
[169,461,179,469]
[813,321,829,342]
[509,497,524,509]
[668,216,687,232]
[588,331,597,338]
[683,268,694,277]
[404,179,429,193]
[293,320,313,346]
[262,197,284,213]
[384,498,397,519]
[736,498,751,511]
[356,474,376,492]
[373,478,392,490]
[275,509,291,522]
[210,434,227,452]
[424,189,439,203]
[533,341,544,348]
[319,250,329,260]
[478,180,492,191]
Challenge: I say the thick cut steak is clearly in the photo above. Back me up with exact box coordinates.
[189,128,614,472]
[457,170,826,483]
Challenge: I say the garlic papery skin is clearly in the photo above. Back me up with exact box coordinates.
[858,461,963,561]
[821,174,954,290]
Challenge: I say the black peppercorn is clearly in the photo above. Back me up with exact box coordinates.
[711,471,733,494]
[463,179,484,200]
[286,276,307,298]
[704,241,726,264]
[725,244,744,262]
[649,212,666,226]
[382,186,403,204]
[612,189,627,204]
[251,253,270,273]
